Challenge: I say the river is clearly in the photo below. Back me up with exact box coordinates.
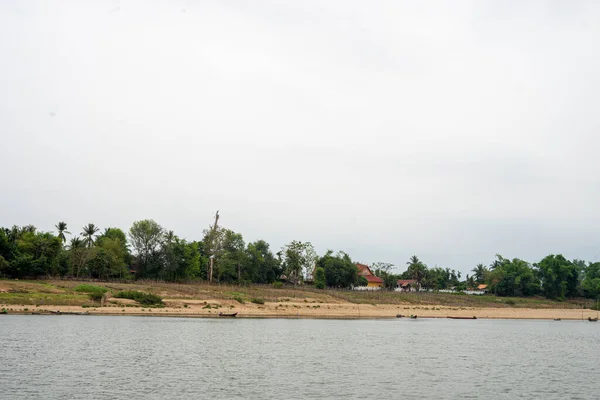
[0,316,597,399]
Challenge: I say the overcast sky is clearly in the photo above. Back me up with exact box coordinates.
[1,1,599,275]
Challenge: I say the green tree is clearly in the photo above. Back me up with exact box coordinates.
[315,250,357,288]
[129,219,164,278]
[472,263,488,283]
[488,256,539,297]
[55,221,70,243]
[535,254,579,299]
[582,262,600,299]
[314,267,326,289]
[404,255,426,290]
[245,240,281,283]
[281,241,317,285]
[81,223,100,248]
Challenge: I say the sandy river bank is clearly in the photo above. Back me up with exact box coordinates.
[3,300,598,320]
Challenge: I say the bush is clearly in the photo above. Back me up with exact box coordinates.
[115,290,163,306]
[74,285,108,294]
[88,292,104,302]
[272,282,283,289]
[504,299,516,306]
[233,296,245,304]
[250,298,265,305]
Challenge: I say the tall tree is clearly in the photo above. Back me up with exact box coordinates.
[129,219,164,278]
[81,223,99,248]
[472,263,487,283]
[55,221,70,243]
[535,254,579,299]
[405,255,427,290]
[281,241,317,285]
[316,250,357,288]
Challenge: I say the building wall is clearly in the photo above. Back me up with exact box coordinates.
[367,282,382,288]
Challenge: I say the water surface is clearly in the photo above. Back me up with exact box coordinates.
[1,316,598,399]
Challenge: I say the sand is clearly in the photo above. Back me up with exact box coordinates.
[3,299,598,320]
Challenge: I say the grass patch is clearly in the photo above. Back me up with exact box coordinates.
[250,298,265,305]
[233,296,245,304]
[0,292,89,306]
[115,291,163,306]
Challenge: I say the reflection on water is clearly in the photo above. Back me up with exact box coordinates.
[0,316,597,399]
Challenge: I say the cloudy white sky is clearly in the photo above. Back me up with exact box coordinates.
[1,0,599,275]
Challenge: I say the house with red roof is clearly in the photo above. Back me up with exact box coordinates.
[356,263,383,288]
[396,279,419,292]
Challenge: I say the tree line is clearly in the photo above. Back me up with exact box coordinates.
[371,254,600,300]
[0,220,599,300]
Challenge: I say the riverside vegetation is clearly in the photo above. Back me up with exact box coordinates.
[0,220,599,308]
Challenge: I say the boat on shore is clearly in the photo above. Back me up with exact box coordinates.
[448,316,477,320]
[50,311,90,316]
[588,317,598,322]
[218,312,238,318]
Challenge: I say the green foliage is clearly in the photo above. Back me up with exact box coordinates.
[357,276,368,287]
[245,240,282,284]
[272,281,283,288]
[582,262,600,299]
[535,255,579,299]
[129,220,164,278]
[314,267,326,289]
[88,292,104,302]
[488,256,539,297]
[81,223,100,248]
[281,241,317,285]
[382,274,398,290]
[250,298,265,304]
[115,290,163,306]
[233,296,245,304]
[315,250,357,288]
[403,256,427,289]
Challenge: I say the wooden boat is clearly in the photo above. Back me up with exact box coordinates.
[218,312,238,317]
[448,316,477,320]
[396,314,404,318]
[50,310,90,316]
[553,318,561,321]
[410,315,417,319]
[588,317,598,322]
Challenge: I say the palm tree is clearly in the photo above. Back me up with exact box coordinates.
[164,230,175,244]
[407,255,426,290]
[472,263,487,283]
[69,236,84,249]
[55,221,70,243]
[81,223,99,248]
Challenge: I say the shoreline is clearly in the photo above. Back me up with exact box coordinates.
[2,303,597,321]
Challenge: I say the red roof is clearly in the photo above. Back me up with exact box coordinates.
[397,279,417,287]
[356,263,374,276]
[365,275,383,283]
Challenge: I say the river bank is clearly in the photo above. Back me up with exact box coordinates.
[1,279,597,320]
[2,302,598,320]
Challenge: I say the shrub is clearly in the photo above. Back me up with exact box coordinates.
[115,291,163,306]
[88,292,104,302]
[504,299,516,306]
[233,296,245,304]
[74,285,108,294]
[250,298,265,305]
[272,282,283,289]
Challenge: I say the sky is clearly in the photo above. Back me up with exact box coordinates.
[1,0,600,276]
